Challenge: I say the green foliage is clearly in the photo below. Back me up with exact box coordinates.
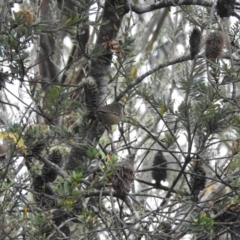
[98,154,119,183]
[230,193,240,204]
[77,209,98,227]
[86,146,101,159]
[161,131,178,147]
[42,85,79,119]
[177,72,234,144]
[69,170,83,184]
[119,36,136,56]
[63,13,82,28]
[232,152,240,168]
[30,213,51,239]
[57,176,81,209]
[188,213,214,233]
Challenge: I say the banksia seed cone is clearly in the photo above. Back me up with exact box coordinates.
[216,0,235,18]
[213,209,238,239]
[111,162,135,195]
[189,156,206,202]
[152,151,167,187]
[42,209,73,238]
[53,209,73,223]
[189,28,202,59]
[205,31,225,59]
[33,174,56,209]
[42,149,63,182]
[29,141,45,157]
[52,209,71,237]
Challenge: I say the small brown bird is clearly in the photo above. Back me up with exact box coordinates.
[152,151,168,187]
[96,102,123,125]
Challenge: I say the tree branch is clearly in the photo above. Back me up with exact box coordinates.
[125,0,213,14]
[175,167,240,238]
[116,55,191,101]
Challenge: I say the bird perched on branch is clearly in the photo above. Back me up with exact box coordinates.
[96,102,123,125]
[151,151,168,187]
[189,156,206,202]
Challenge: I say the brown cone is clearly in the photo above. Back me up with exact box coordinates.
[111,162,135,195]
[205,31,225,59]
[33,174,56,209]
[152,151,167,187]
[216,0,235,18]
[189,28,202,59]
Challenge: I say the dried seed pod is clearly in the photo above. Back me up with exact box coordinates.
[24,124,50,157]
[205,31,225,59]
[52,209,71,237]
[189,156,206,202]
[15,9,34,26]
[216,0,235,18]
[42,149,63,182]
[152,151,167,187]
[189,28,202,59]
[111,162,135,195]
[102,36,121,54]
[213,208,238,239]
[33,174,56,209]
[29,142,46,157]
